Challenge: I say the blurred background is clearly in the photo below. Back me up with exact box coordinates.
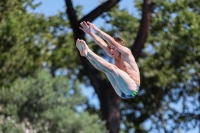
[0,0,199,133]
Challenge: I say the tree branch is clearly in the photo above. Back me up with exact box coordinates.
[131,0,155,62]
[79,0,121,22]
[65,0,79,35]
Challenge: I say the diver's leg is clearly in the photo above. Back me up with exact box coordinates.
[87,56,105,71]
[86,51,137,94]
[105,73,123,97]
[85,56,123,97]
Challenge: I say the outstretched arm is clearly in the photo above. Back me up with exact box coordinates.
[79,21,112,56]
[87,21,130,55]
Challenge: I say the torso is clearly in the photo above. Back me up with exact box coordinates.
[114,52,140,85]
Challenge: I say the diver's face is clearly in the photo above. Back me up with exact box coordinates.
[110,45,120,58]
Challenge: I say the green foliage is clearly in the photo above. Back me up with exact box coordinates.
[101,5,139,48]
[144,1,200,131]
[0,0,79,86]
[42,108,107,133]
[0,0,42,86]
[0,70,107,133]
[0,117,24,133]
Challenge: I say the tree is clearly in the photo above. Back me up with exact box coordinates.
[1,0,199,133]
[0,70,107,133]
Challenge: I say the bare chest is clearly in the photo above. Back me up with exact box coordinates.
[114,55,140,85]
[115,59,132,72]
[114,57,140,84]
